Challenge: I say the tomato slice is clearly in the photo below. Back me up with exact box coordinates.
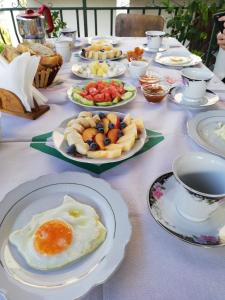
[86,94,94,100]
[94,93,105,102]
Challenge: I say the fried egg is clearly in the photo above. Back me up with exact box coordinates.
[9,195,107,270]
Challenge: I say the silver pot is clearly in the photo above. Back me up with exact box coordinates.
[16,5,54,44]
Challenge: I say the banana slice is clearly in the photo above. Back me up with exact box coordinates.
[66,131,89,155]
[117,135,136,152]
[66,131,83,146]
[71,123,85,133]
[87,149,122,159]
[134,118,144,133]
[75,117,90,128]
[78,111,92,118]
[117,132,136,143]
[93,114,101,123]
[85,117,96,128]
[105,149,122,158]
[87,150,107,159]
[105,144,123,151]
[122,123,138,138]
[76,143,89,155]
[123,114,132,126]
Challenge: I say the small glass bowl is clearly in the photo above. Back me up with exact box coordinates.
[141,83,169,103]
[139,72,161,85]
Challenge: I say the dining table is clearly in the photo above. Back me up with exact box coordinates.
[1,36,225,300]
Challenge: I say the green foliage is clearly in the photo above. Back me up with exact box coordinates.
[49,11,67,38]
[162,0,225,61]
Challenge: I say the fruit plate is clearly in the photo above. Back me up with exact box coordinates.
[30,129,164,174]
[0,172,131,300]
[79,51,127,61]
[67,80,137,109]
[52,111,147,165]
[71,61,126,79]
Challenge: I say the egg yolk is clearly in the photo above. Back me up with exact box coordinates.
[34,220,73,256]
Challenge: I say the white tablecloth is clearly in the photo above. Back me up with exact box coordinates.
[1,37,225,300]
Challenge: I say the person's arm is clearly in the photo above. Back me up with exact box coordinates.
[217,16,225,50]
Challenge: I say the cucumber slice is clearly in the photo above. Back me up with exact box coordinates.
[121,91,134,101]
[124,84,136,92]
[96,101,113,106]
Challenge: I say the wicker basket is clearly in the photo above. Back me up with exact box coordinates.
[34,64,62,88]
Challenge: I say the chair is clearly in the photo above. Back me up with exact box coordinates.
[115,13,164,37]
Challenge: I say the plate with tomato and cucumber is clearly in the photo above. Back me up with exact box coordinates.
[67,79,137,109]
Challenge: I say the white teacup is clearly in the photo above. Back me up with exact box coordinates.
[55,41,71,63]
[60,28,76,44]
[145,31,165,51]
[128,60,148,78]
[181,68,213,104]
[172,152,225,222]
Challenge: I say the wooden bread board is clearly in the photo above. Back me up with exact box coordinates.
[0,88,49,120]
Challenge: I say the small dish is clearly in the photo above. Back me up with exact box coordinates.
[169,86,219,110]
[148,172,225,247]
[141,83,169,103]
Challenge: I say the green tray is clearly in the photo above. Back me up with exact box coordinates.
[30,130,164,174]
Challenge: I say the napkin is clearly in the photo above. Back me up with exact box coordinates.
[0,53,48,112]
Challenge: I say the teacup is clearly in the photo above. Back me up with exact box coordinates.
[181,68,213,104]
[145,31,165,51]
[128,60,148,78]
[55,41,71,63]
[60,28,76,44]
[172,152,225,222]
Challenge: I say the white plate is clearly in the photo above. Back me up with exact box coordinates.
[143,44,168,53]
[155,53,202,67]
[79,51,126,61]
[67,81,137,109]
[88,36,120,45]
[0,172,131,300]
[53,111,146,165]
[169,87,219,110]
[187,110,225,158]
[71,61,126,79]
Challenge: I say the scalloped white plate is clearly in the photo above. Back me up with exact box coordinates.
[67,82,137,109]
[0,172,131,300]
[52,111,146,165]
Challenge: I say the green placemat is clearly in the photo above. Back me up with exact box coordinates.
[30,129,164,174]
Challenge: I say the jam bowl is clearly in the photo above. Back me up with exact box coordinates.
[141,83,169,103]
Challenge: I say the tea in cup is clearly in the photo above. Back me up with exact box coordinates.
[181,68,213,104]
[145,31,165,51]
[172,152,225,222]
[128,60,148,78]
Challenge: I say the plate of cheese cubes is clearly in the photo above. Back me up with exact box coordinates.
[71,61,126,79]
[52,111,146,164]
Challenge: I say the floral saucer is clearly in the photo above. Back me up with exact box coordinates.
[148,173,225,247]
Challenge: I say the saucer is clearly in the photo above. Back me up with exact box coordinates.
[148,172,225,247]
[143,44,168,53]
[169,87,219,110]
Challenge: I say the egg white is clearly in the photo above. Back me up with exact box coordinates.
[9,195,107,270]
